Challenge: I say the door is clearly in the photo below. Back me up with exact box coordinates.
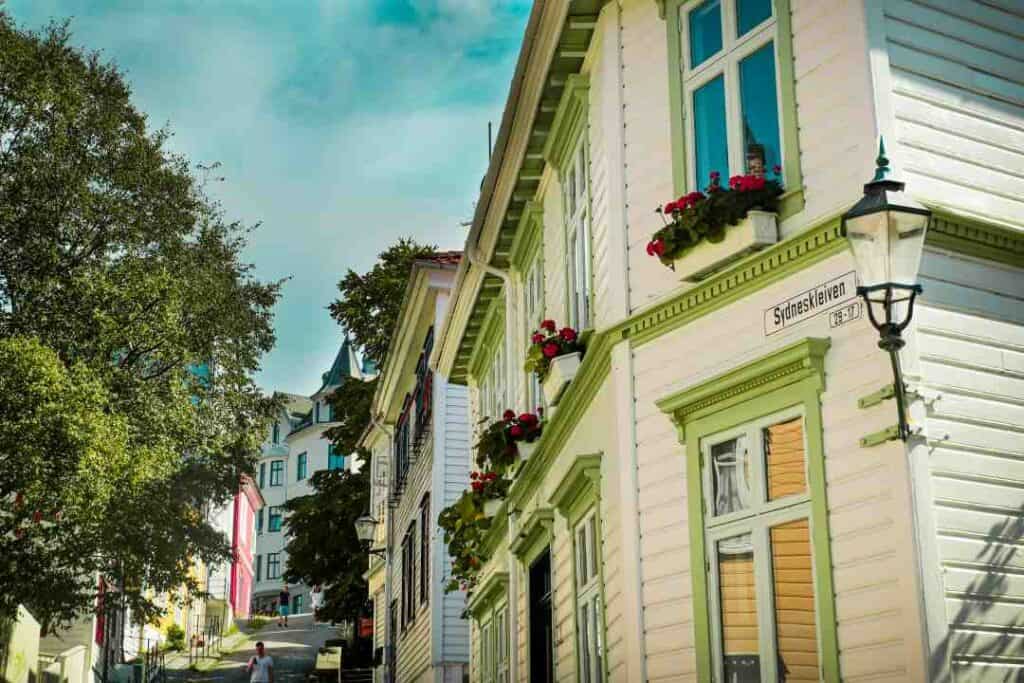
[529,550,554,683]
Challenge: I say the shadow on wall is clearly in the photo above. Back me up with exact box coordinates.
[928,503,1024,680]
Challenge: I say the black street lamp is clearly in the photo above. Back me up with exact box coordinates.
[842,140,931,441]
[354,513,387,558]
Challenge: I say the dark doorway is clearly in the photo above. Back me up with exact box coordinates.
[529,549,554,683]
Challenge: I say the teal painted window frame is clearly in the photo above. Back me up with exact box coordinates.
[255,554,262,582]
[665,0,805,219]
[266,552,280,580]
[268,505,283,533]
[297,452,308,481]
[259,462,266,488]
[256,508,264,535]
[269,460,284,486]
[657,338,839,682]
[328,444,345,471]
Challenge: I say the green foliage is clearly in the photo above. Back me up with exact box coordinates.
[324,375,377,455]
[328,238,435,366]
[165,624,186,652]
[283,460,370,624]
[650,175,783,264]
[474,414,542,473]
[438,491,491,594]
[0,14,281,631]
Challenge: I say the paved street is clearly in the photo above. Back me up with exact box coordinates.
[170,614,335,683]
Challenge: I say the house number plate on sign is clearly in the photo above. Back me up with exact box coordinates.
[828,301,862,328]
[764,271,858,336]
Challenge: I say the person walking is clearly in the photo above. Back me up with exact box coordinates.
[310,584,323,624]
[247,641,274,683]
[277,583,291,628]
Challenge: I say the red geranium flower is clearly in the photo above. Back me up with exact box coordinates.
[32,510,42,524]
[502,409,515,422]
[509,425,524,438]
[649,239,666,257]
[518,413,538,426]
[729,175,743,189]
[646,240,657,257]
[531,332,545,344]
[664,200,679,214]
[470,471,478,479]
[559,327,577,342]
[540,319,556,332]
[542,342,559,358]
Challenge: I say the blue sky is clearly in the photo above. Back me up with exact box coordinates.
[7,0,530,394]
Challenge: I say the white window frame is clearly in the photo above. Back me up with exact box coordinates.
[523,254,545,413]
[678,0,781,190]
[562,133,592,331]
[478,340,507,424]
[494,604,510,683]
[480,618,494,683]
[574,509,604,683]
[700,406,822,683]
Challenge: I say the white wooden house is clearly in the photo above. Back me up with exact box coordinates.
[362,253,473,683]
[428,1,1024,681]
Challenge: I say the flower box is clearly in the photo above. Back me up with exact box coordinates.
[517,440,537,463]
[542,352,581,406]
[483,499,502,517]
[673,210,777,282]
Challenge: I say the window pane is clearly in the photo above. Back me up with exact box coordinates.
[577,527,589,586]
[739,42,781,178]
[717,533,760,681]
[711,436,752,516]
[737,0,772,36]
[764,417,807,500]
[693,76,729,187]
[587,515,599,581]
[770,519,819,681]
[579,603,592,683]
[688,0,723,68]
[591,595,604,682]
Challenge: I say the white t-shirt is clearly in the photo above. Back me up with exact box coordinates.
[249,655,273,682]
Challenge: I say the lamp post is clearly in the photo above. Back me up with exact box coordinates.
[841,140,931,441]
[355,514,387,558]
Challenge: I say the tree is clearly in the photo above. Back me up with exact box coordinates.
[283,458,371,624]
[328,238,435,367]
[0,14,281,632]
[324,375,377,455]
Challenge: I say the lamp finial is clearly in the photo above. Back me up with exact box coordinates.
[872,137,890,182]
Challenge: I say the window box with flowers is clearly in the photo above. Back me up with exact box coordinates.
[477,410,544,470]
[525,320,585,406]
[648,171,783,282]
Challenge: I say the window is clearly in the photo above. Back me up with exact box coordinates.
[394,395,412,487]
[259,462,266,488]
[495,606,510,683]
[255,555,262,582]
[414,328,434,441]
[419,495,430,605]
[328,445,345,471]
[703,411,820,682]
[268,506,283,532]
[563,135,592,331]
[400,522,417,630]
[478,341,506,425]
[266,553,280,580]
[297,452,308,481]
[678,0,782,189]
[481,620,493,683]
[270,460,284,486]
[574,510,604,683]
[315,402,320,423]
[272,422,280,444]
[256,509,264,535]
[523,256,545,412]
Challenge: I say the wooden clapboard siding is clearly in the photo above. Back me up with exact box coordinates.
[394,441,433,683]
[621,0,679,312]
[914,249,1024,681]
[883,0,1024,226]
[633,252,928,682]
[441,382,472,663]
[789,0,878,232]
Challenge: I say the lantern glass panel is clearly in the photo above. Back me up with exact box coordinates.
[844,211,889,289]
[889,208,928,286]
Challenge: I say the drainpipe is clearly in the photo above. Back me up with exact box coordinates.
[369,413,395,683]
[467,248,518,411]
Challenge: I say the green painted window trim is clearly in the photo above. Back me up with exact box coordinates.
[467,571,510,619]
[657,337,839,683]
[664,0,805,218]
[510,507,555,567]
[468,297,506,382]
[509,201,545,273]
[549,453,611,683]
[549,453,602,526]
[543,74,590,171]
